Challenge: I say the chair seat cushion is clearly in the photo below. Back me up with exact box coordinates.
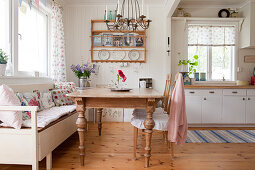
[131,113,169,131]
[22,105,76,128]
[132,107,166,117]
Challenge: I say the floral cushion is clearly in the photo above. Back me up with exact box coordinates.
[40,92,55,109]
[16,93,31,120]
[54,82,76,92]
[23,92,43,111]
[52,89,73,106]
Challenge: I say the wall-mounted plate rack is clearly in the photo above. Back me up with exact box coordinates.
[90,20,147,63]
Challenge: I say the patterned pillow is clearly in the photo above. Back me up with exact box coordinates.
[15,93,31,120]
[52,89,73,106]
[55,82,76,92]
[40,92,55,109]
[23,92,43,111]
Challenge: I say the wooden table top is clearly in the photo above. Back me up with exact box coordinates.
[67,88,162,99]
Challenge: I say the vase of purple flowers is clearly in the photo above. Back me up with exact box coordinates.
[71,63,95,89]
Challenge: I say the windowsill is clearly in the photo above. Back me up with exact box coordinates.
[193,81,236,86]
[0,76,51,80]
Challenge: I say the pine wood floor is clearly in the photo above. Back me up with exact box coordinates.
[1,123,255,170]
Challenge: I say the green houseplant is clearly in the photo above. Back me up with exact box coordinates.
[178,55,199,75]
[0,49,8,76]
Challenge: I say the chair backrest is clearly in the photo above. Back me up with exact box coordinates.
[172,72,180,91]
[163,74,172,112]
[167,72,181,114]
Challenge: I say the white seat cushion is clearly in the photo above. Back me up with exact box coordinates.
[132,107,166,117]
[131,113,169,131]
[22,105,76,128]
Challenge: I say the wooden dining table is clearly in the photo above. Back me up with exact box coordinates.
[67,88,162,168]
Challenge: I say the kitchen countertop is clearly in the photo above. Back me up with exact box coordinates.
[184,85,255,89]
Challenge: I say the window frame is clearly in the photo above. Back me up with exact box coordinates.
[0,0,12,67]
[187,20,239,81]
[11,0,51,78]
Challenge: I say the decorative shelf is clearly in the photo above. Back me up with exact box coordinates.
[90,20,147,63]
[171,17,244,21]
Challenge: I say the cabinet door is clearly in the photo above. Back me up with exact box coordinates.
[202,96,222,124]
[246,96,255,123]
[185,95,202,124]
[222,96,246,123]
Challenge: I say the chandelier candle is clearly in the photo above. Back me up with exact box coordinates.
[142,0,144,15]
[117,0,120,14]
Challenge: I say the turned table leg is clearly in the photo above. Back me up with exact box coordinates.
[97,108,103,136]
[144,98,156,168]
[74,98,86,166]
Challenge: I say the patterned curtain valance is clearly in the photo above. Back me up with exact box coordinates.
[188,25,236,46]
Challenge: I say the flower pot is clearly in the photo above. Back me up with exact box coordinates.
[79,77,88,90]
[0,64,7,76]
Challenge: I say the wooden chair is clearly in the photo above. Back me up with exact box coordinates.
[131,73,180,160]
[132,74,172,117]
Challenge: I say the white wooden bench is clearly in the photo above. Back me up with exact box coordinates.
[0,84,78,170]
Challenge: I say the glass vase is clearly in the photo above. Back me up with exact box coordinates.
[109,10,112,20]
[104,10,107,20]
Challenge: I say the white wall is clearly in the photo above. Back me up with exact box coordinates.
[63,1,173,122]
[63,3,170,93]
[171,5,255,82]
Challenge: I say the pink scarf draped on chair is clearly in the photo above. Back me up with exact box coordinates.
[168,73,188,145]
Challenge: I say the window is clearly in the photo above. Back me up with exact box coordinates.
[0,0,11,59]
[18,2,48,75]
[188,24,237,81]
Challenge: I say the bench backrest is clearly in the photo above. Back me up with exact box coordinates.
[8,84,54,93]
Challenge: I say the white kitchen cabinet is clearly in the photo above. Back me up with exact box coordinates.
[185,95,202,124]
[202,95,222,124]
[240,1,255,48]
[246,96,255,123]
[185,88,255,125]
[222,96,246,124]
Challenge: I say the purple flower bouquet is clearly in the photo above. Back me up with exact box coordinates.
[71,63,96,79]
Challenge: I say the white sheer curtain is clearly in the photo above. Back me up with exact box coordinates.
[188,25,236,46]
[51,2,66,82]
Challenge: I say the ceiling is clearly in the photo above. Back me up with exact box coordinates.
[64,0,167,5]
[179,0,249,8]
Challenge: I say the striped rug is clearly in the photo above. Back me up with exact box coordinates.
[186,130,255,143]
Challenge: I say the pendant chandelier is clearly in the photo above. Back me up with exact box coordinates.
[105,0,151,32]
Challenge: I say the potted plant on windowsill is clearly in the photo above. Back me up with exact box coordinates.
[71,63,96,89]
[0,49,8,76]
[178,55,199,85]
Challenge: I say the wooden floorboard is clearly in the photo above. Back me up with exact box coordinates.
[0,122,255,170]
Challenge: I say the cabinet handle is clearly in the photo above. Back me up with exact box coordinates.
[248,98,251,100]
[209,91,215,94]
[189,91,195,94]
[232,91,238,94]
[204,98,206,100]
[243,98,246,101]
